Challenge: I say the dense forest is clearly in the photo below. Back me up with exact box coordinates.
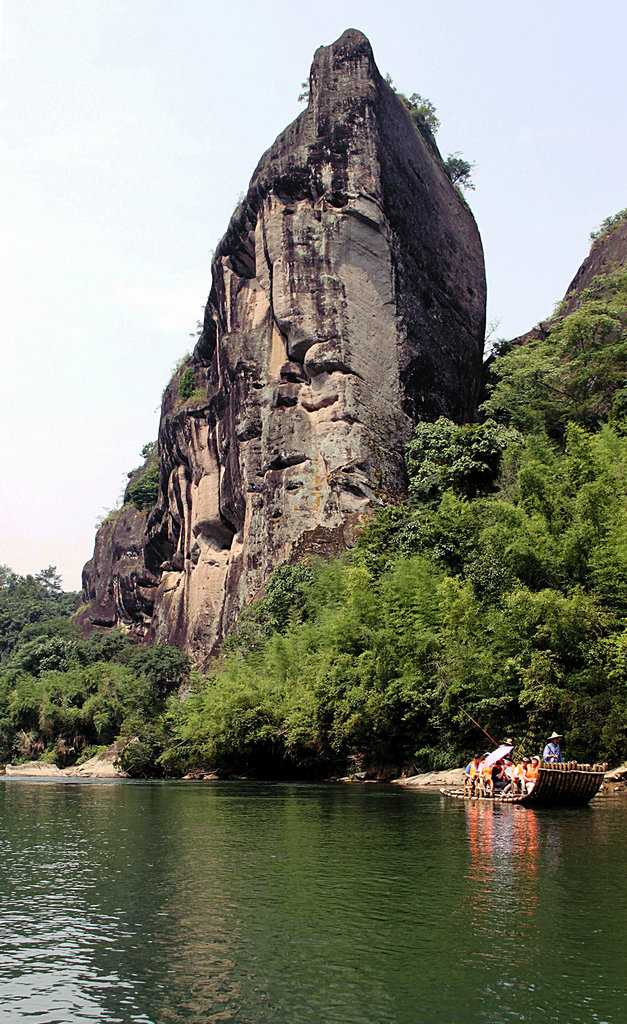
[1,236,626,779]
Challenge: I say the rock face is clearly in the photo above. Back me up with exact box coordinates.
[77,460,159,639]
[561,220,627,316]
[504,218,627,349]
[82,29,486,659]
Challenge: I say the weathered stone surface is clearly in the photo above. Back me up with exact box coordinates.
[82,29,486,660]
[77,460,159,638]
[605,762,627,782]
[561,220,627,316]
[4,761,64,777]
[505,219,627,349]
[3,743,129,778]
[393,767,467,788]
[64,740,128,778]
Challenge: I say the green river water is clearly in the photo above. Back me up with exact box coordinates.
[0,779,625,1024]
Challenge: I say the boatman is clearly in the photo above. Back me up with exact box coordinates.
[543,731,563,763]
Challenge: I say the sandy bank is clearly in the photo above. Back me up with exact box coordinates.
[605,762,627,782]
[4,761,65,777]
[4,742,128,779]
[393,767,466,788]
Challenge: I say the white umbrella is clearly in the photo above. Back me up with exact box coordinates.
[484,744,513,767]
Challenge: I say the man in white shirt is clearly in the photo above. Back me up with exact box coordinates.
[543,731,563,763]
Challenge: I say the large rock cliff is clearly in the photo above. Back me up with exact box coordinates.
[80,29,487,659]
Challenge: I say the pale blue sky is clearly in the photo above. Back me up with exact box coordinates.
[1,0,626,589]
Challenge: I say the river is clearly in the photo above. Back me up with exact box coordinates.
[0,779,624,1024]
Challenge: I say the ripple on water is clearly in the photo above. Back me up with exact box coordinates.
[0,781,626,1023]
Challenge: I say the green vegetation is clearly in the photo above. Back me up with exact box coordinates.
[2,231,626,779]
[590,208,627,245]
[178,367,197,400]
[483,265,627,438]
[0,566,77,661]
[385,76,475,191]
[0,578,192,772]
[158,418,627,775]
[176,365,205,406]
[442,152,475,191]
[127,453,160,512]
[395,88,441,136]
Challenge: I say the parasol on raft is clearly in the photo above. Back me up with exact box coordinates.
[484,744,513,767]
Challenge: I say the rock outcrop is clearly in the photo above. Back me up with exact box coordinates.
[81,29,486,660]
[393,766,467,788]
[506,218,627,349]
[561,219,627,316]
[3,741,129,778]
[76,458,159,639]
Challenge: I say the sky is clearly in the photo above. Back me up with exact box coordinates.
[1,0,626,591]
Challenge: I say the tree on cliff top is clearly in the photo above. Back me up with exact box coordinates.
[590,208,627,245]
[384,76,475,191]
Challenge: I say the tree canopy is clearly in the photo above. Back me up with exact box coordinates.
[2,234,626,779]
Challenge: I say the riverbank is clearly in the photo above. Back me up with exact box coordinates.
[0,760,465,784]
[4,756,627,789]
[4,741,128,779]
[392,767,467,788]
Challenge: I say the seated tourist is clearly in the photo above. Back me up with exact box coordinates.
[481,757,494,795]
[524,757,540,793]
[464,754,483,794]
[513,757,530,794]
[493,756,512,793]
[501,757,528,796]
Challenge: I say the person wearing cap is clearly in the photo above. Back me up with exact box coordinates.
[543,731,563,763]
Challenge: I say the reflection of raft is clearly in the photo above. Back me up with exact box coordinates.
[441,762,606,808]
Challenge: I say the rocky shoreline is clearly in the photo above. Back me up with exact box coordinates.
[392,767,467,788]
[3,741,128,779]
[3,758,626,789]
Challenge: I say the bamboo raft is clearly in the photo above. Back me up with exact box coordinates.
[441,761,607,808]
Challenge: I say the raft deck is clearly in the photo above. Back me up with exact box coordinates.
[441,763,606,808]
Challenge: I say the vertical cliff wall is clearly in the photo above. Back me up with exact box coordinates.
[81,29,487,659]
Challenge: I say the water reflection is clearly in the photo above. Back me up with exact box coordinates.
[0,781,151,1022]
[466,801,541,875]
[0,780,625,1024]
[455,797,627,1024]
